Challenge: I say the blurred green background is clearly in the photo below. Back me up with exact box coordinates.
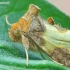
[0,0,70,70]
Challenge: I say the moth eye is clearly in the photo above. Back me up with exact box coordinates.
[16,28,19,31]
[14,30,17,34]
[13,28,19,34]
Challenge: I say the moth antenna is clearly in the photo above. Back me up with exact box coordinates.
[6,15,12,26]
[25,48,28,66]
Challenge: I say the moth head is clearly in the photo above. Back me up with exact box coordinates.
[6,15,21,42]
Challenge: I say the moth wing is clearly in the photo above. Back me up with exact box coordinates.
[28,15,43,32]
[28,15,44,46]
[27,15,45,51]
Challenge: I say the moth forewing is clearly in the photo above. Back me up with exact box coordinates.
[28,15,45,47]
[37,14,70,68]
[42,17,70,67]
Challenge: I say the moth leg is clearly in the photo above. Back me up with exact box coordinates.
[21,35,29,66]
[25,48,29,66]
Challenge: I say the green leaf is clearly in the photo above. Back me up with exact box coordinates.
[0,0,70,70]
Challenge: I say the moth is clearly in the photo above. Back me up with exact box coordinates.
[6,4,70,68]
